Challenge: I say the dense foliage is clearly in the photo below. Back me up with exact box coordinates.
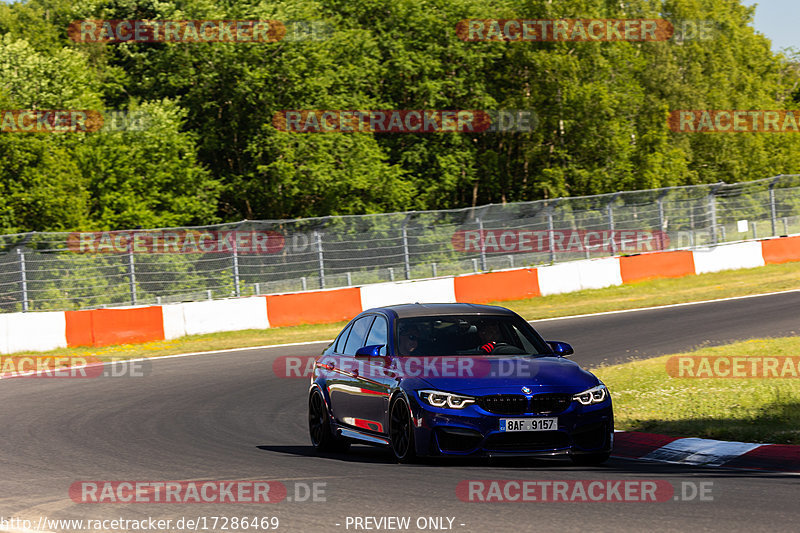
[1,0,798,233]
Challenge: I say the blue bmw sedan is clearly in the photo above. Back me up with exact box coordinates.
[308,303,613,464]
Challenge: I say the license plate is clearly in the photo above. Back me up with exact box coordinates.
[499,417,558,432]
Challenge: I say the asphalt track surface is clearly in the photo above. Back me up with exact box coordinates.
[1,291,799,533]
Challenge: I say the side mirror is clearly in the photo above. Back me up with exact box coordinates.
[355,344,385,358]
[547,341,574,357]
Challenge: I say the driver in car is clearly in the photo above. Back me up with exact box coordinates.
[475,320,503,353]
[398,324,421,356]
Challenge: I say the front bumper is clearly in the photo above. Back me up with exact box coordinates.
[408,394,613,457]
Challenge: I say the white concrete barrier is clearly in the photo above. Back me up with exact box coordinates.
[0,314,8,354]
[162,304,187,340]
[3,311,67,354]
[359,278,456,310]
[692,241,765,274]
[181,297,270,336]
[577,257,623,290]
[536,262,582,296]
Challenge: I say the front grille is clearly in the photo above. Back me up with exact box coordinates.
[477,395,528,415]
[484,431,569,452]
[529,393,572,414]
[477,393,573,415]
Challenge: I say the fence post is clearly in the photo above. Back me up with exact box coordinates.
[769,179,778,237]
[402,222,411,280]
[477,217,487,272]
[232,240,241,297]
[315,231,325,289]
[751,221,758,240]
[17,249,28,312]
[128,244,137,305]
[607,201,616,255]
[657,191,667,231]
[708,183,723,245]
[431,262,437,277]
[708,192,717,245]
[547,209,556,263]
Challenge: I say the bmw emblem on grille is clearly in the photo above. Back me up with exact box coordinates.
[521,386,531,394]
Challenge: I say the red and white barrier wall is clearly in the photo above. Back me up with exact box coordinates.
[2,235,800,354]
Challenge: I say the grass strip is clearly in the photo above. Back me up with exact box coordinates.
[594,336,800,444]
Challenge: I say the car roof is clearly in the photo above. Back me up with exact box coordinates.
[365,302,517,319]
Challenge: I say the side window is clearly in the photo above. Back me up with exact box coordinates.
[334,323,353,353]
[343,316,375,355]
[364,316,388,355]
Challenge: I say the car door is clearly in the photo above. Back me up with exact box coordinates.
[346,315,394,434]
[328,315,374,427]
[318,321,352,425]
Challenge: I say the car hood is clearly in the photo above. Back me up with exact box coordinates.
[410,355,600,394]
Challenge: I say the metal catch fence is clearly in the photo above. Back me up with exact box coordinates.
[1,175,799,312]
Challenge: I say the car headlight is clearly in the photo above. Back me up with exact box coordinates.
[418,390,475,409]
[572,384,608,405]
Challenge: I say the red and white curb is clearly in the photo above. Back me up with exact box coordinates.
[613,431,800,473]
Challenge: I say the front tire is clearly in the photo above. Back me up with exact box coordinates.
[389,397,417,463]
[308,390,350,453]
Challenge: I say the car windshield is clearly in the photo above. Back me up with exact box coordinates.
[395,315,550,356]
